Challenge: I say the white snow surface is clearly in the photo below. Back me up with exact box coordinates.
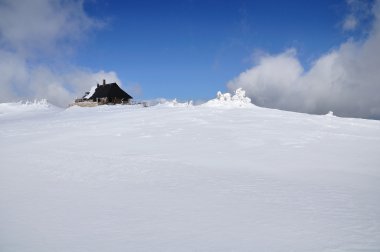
[1,101,380,251]
[83,85,97,99]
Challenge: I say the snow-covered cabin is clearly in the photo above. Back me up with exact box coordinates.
[75,80,133,105]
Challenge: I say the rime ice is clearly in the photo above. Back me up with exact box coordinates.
[203,88,254,108]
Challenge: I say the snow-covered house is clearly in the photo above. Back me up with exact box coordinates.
[75,80,133,106]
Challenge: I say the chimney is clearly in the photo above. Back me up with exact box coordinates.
[103,79,106,85]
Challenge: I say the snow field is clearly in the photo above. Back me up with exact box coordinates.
[0,99,380,251]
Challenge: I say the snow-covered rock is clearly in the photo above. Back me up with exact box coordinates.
[203,88,254,108]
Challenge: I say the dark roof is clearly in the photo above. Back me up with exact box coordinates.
[90,83,133,100]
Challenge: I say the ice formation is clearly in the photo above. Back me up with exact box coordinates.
[203,88,254,108]
[326,111,335,117]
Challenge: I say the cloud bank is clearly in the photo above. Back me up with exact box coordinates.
[228,0,380,119]
[0,0,121,107]
[342,0,373,31]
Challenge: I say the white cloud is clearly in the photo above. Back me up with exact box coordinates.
[0,0,120,107]
[125,83,143,98]
[228,0,380,119]
[0,0,101,56]
[343,14,358,30]
[342,0,373,31]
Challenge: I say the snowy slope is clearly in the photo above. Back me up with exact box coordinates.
[1,97,380,251]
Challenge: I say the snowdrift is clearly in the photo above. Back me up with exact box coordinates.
[154,98,193,108]
[0,99,58,115]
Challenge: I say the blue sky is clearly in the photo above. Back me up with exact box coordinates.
[1,0,379,119]
[76,0,356,100]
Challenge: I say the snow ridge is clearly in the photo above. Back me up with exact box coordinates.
[0,99,55,114]
[154,99,194,107]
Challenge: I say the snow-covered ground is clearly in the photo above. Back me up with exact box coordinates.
[1,94,380,251]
